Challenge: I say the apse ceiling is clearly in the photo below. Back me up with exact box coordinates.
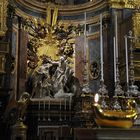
[15,0,101,14]
[27,0,91,5]
[14,0,108,23]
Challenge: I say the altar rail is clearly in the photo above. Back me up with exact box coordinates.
[74,128,140,140]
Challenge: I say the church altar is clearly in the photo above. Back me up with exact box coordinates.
[1,0,140,140]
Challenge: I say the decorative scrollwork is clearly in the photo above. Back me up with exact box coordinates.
[89,61,100,80]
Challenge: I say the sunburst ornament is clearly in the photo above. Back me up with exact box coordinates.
[24,4,84,70]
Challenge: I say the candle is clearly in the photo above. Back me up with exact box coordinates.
[44,100,45,110]
[64,98,66,110]
[39,100,40,110]
[69,96,72,111]
[84,12,87,36]
[60,99,61,110]
[84,12,87,61]
[59,99,62,121]
[48,99,50,110]
[125,35,129,85]
[100,14,104,81]
[48,99,51,121]
[113,37,116,83]
[115,12,118,59]
[64,98,66,120]
[38,100,40,121]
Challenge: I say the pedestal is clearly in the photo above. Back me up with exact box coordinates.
[11,121,27,140]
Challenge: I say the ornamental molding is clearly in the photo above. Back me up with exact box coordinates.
[15,0,107,16]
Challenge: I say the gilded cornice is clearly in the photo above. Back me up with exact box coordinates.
[108,0,135,9]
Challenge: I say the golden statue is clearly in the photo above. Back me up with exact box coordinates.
[93,94,138,128]
[4,92,30,125]
[17,92,30,121]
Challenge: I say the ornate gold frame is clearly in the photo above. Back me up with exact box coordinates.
[0,0,8,36]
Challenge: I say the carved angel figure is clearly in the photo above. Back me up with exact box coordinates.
[4,92,30,125]
[17,92,30,121]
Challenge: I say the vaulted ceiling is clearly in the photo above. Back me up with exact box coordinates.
[25,0,91,5]
[14,0,109,24]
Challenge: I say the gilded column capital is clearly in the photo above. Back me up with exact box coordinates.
[128,0,140,11]
[108,0,135,9]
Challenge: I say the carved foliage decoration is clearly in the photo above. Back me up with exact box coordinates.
[0,0,8,36]
[132,12,140,48]
[128,0,140,10]
[109,0,138,9]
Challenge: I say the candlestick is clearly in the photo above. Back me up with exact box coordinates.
[97,14,108,97]
[125,35,129,85]
[100,14,104,81]
[115,12,118,59]
[113,37,116,83]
